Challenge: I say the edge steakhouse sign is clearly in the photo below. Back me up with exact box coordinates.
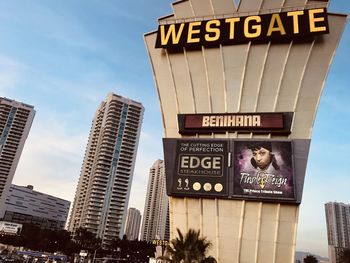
[155,8,329,49]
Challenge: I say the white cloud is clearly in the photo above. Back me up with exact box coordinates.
[0,55,22,93]
[11,112,164,216]
[128,131,163,214]
[12,116,88,202]
[296,159,350,258]
[19,2,98,51]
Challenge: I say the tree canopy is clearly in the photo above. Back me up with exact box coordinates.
[0,225,155,262]
[304,254,318,263]
[165,228,216,263]
[74,227,101,252]
[339,248,350,263]
[0,224,78,255]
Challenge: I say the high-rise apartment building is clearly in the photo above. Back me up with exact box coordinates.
[325,202,350,263]
[3,184,70,230]
[0,98,35,218]
[68,93,144,246]
[141,160,169,242]
[124,207,141,240]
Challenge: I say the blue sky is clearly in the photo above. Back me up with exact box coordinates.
[0,0,349,258]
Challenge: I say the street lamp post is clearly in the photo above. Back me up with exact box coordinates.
[92,249,98,263]
[92,246,102,263]
[54,241,59,253]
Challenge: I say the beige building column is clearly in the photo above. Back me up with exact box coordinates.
[145,0,347,262]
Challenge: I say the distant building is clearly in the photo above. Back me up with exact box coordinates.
[0,98,35,218]
[68,93,144,246]
[325,202,350,263]
[141,160,169,242]
[124,208,141,240]
[2,184,70,230]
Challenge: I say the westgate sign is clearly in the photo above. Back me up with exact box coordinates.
[155,8,329,49]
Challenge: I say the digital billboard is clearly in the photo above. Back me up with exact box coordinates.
[233,141,294,200]
[163,138,304,203]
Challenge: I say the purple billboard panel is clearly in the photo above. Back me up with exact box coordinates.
[233,141,295,200]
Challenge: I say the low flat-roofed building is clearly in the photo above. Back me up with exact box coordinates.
[2,184,70,230]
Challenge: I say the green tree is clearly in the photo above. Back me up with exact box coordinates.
[201,256,217,263]
[74,227,101,253]
[0,223,80,256]
[166,228,214,263]
[119,234,129,259]
[105,236,155,262]
[106,236,121,256]
[339,248,350,263]
[304,254,318,263]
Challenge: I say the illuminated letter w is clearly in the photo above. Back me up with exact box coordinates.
[160,24,185,46]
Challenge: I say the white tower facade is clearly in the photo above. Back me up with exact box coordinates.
[325,202,350,263]
[68,93,144,246]
[124,207,141,240]
[141,160,169,242]
[0,98,35,218]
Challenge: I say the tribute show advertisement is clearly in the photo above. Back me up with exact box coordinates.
[233,141,294,200]
[163,138,301,203]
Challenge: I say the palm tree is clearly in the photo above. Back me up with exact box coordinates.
[304,254,318,263]
[201,256,217,263]
[339,248,350,263]
[74,227,101,252]
[166,228,214,263]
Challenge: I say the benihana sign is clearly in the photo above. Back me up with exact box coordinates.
[178,112,293,134]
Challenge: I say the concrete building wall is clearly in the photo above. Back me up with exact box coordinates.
[68,93,144,246]
[325,202,350,263]
[3,184,70,230]
[0,98,35,218]
[124,207,141,240]
[144,0,347,262]
[141,160,169,242]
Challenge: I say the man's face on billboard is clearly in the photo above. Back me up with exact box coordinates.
[252,147,271,170]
